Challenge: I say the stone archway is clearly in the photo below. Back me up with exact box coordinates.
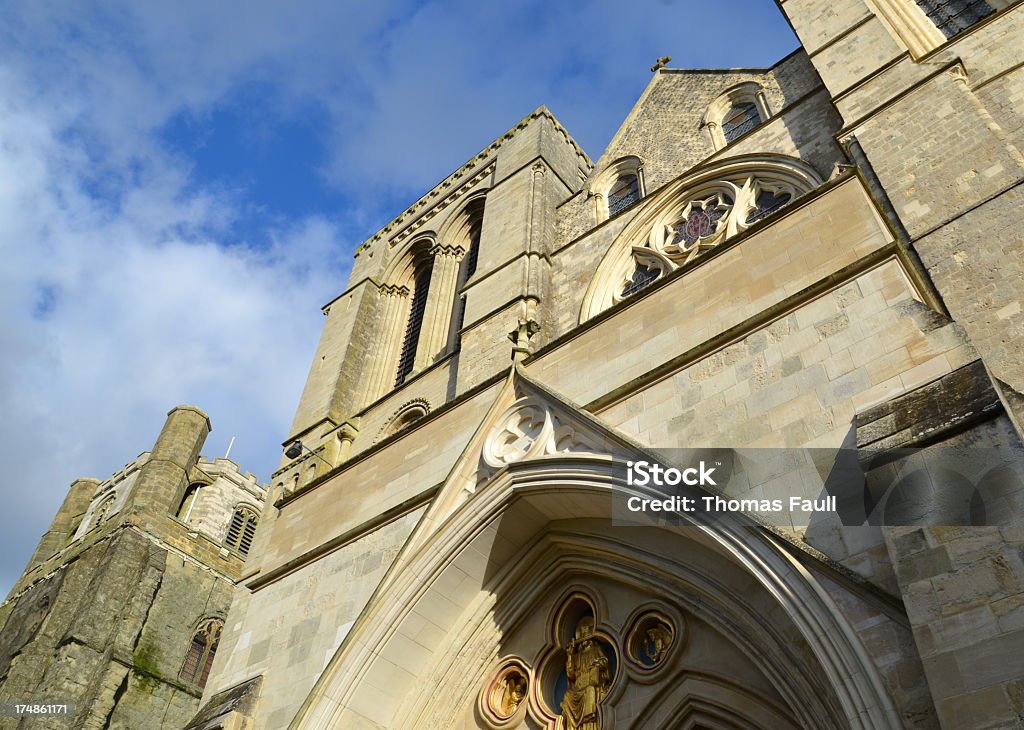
[292,457,902,729]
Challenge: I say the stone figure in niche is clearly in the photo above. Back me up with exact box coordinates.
[560,617,611,730]
[499,670,527,716]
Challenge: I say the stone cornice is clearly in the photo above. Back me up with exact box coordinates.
[354,106,592,258]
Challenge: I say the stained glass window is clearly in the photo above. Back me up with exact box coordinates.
[671,201,729,249]
[747,190,792,225]
[621,261,661,298]
[395,263,432,386]
[915,0,994,38]
[179,619,222,689]
[722,102,762,143]
[608,174,641,216]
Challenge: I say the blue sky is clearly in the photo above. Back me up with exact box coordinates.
[0,1,797,598]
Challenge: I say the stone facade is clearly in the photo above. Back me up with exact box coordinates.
[8,0,1024,728]
[193,2,1024,728]
[0,407,266,729]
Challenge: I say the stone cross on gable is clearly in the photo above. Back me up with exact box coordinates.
[650,56,671,72]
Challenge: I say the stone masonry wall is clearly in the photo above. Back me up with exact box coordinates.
[205,508,424,728]
[0,528,228,730]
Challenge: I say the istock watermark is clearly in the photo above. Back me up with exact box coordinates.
[610,447,1024,528]
[626,460,719,487]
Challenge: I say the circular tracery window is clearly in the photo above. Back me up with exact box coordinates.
[668,193,734,250]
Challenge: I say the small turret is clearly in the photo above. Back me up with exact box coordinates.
[25,477,99,571]
[126,405,211,516]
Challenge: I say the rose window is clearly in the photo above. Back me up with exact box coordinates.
[670,195,732,249]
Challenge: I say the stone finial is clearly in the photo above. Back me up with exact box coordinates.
[651,56,672,72]
[508,319,541,362]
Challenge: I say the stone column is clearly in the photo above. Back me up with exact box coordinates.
[26,477,100,570]
[704,121,722,151]
[336,419,360,463]
[363,284,409,405]
[414,243,465,370]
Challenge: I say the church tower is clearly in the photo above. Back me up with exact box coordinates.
[0,407,266,728]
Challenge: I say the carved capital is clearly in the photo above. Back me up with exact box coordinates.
[947,63,970,85]
[379,283,410,298]
[430,242,466,259]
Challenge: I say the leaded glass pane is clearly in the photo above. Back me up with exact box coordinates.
[747,190,792,225]
[671,203,728,248]
[608,174,640,216]
[621,261,660,298]
[179,634,206,683]
[722,102,761,143]
[915,0,994,38]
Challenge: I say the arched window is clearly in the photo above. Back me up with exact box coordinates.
[225,506,259,556]
[580,155,822,322]
[607,174,641,216]
[378,399,431,441]
[176,483,203,523]
[395,261,432,387]
[589,157,645,223]
[722,102,762,144]
[179,618,222,688]
[704,83,771,151]
[451,199,485,352]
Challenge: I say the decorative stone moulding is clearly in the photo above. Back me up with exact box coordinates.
[479,657,532,728]
[352,106,593,257]
[623,606,682,681]
[376,397,431,442]
[481,396,603,471]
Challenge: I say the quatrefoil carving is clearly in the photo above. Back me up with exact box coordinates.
[481,396,601,470]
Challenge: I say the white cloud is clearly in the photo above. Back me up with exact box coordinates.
[0,31,351,597]
[0,0,796,597]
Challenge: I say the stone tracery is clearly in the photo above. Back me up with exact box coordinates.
[581,155,823,321]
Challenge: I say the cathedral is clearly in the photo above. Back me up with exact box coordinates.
[3,0,1024,728]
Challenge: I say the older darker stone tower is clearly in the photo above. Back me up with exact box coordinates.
[0,406,266,729]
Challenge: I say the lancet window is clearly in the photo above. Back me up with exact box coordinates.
[722,102,762,143]
[395,262,432,387]
[704,83,772,151]
[179,618,222,688]
[607,174,641,216]
[225,506,258,556]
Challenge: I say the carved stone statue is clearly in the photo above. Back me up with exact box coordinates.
[560,617,611,730]
[499,670,527,716]
[644,623,671,664]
